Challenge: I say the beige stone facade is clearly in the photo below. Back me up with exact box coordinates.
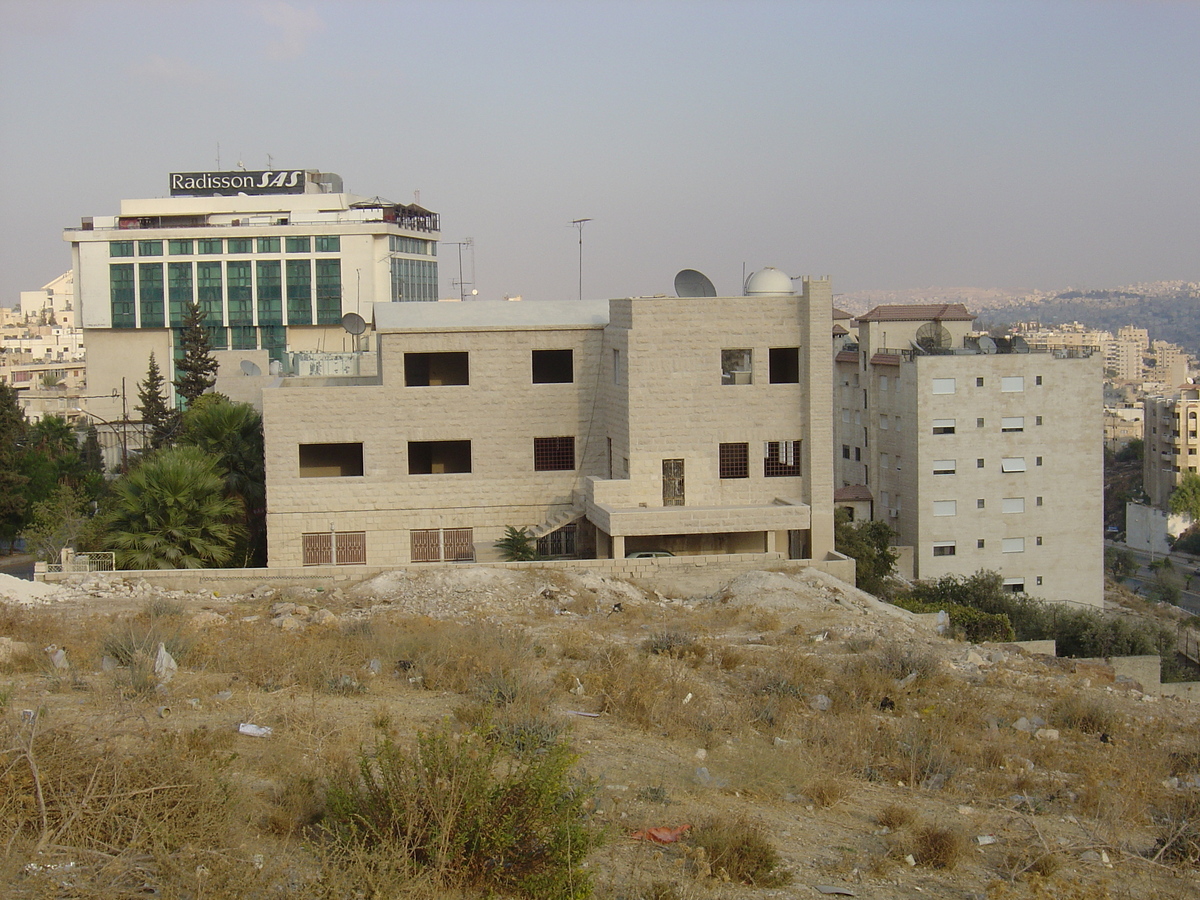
[835,305,1104,608]
[1144,388,1200,511]
[262,274,835,568]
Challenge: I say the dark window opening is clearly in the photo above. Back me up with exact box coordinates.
[719,442,749,479]
[532,349,573,383]
[764,440,801,477]
[769,347,800,383]
[537,523,577,558]
[533,436,575,471]
[409,440,472,474]
[404,351,469,386]
[299,442,363,477]
[933,544,956,556]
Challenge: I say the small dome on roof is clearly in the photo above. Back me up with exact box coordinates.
[744,267,794,295]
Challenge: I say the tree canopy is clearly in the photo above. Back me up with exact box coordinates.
[136,351,180,450]
[172,302,219,406]
[833,508,898,596]
[1168,472,1200,523]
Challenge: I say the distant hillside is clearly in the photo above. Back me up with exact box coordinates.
[839,282,1200,359]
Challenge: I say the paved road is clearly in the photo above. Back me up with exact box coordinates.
[1112,544,1200,616]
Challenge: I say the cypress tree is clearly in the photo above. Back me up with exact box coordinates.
[172,302,219,406]
[137,352,179,449]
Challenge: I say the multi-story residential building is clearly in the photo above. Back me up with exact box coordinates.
[834,304,1103,608]
[64,168,439,421]
[1144,388,1200,512]
[260,268,836,568]
[19,271,77,328]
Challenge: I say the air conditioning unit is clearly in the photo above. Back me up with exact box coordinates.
[888,508,899,518]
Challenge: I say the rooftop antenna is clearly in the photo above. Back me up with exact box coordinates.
[267,153,274,170]
[445,239,476,302]
[571,218,592,301]
[216,143,220,169]
[413,189,420,205]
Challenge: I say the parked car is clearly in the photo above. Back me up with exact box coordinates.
[625,550,675,559]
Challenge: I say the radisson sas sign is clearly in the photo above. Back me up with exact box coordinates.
[169,170,308,197]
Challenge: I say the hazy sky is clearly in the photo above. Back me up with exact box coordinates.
[1,0,1197,304]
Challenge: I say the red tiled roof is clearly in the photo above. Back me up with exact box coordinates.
[832,306,854,320]
[835,350,859,364]
[869,352,901,367]
[856,303,975,322]
[834,485,874,502]
[832,324,849,336]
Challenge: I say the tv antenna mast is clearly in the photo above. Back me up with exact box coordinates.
[571,218,592,301]
[444,239,476,301]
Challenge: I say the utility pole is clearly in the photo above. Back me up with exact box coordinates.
[571,218,592,301]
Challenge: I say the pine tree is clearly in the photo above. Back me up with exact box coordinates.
[136,352,179,449]
[172,302,219,406]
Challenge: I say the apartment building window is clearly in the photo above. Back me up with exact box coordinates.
[932,378,955,394]
[1036,576,1043,586]
[933,542,956,557]
[315,235,341,252]
[534,436,576,471]
[932,500,957,516]
[532,349,573,383]
[169,239,192,255]
[977,418,985,428]
[257,260,283,325]
[977,499,985,508]
[764,439,801,477]
[842,445,851,459]
[138,240,162,256]
[299,442,364,477]
[879,375,889,391]
[410,528,475,563]
[1002,537,1025,553]
[405,352,469,386]
[537,523,577,558]
[138,263,164,328]
[227,260,253,325]
[1001,417,1025,433]
[1003,578,1025,593]
[1035,456,1043,466]
[286,259,312,324]
[612,349,621,384]
[977,458,985,468]
[1035,376,1042,385]
[1036,536,1043,546]
[408,440,472,474]
[109,264,135,328]
[932,418,956,435]
[286,236,311,253]
[302,531,367,566]
[719,442,749,479]
[1001,376,1024,392]
[1001,457,1026,473]
[227,238,252,254]
[197,239,222,254]
[879,415,889,430]
[315,259,342,324]
[1036,496,1043,506]
[854,447,861,461]
[977,539,985,548]
[167,262,192,326]
[1002,497,1025,513]
[976,377,984,387]
[721,349,753,384]
[109,241,134,257]
[880,453,890,470]
[933,459,956,475]
[1035,416,1043,426]
[257,236,280,253]
[769,347,800,383]
[197,261,223,324]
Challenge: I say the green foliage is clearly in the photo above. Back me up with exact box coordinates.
[104,445,246,569]
[0,382,29,549]
[19,484,104,563]
[687,817,789,886]
[136,352,180,450]
[1115,438,1143,463]
[172,301,219,406]
[1169,472,1200,523]
[834,508,898,597]
[891,596,1015,642]
[1105,546,1139,582]
[325,727,599,899]
[496,525,539,561]
[1173,525,1200,555]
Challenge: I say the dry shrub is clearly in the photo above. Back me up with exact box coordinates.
[1051,693,1116,735]
[686,816,789,886]
[877,803,916,830]
[911,823,968,869]
[1152,793,1200,866]
[804,775,846,809]
[645,630,705,662]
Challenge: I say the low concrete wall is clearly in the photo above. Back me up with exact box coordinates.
[37,551,857,596]
[1159,681,1200,700]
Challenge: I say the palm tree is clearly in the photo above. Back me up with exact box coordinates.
[105,446,245,569]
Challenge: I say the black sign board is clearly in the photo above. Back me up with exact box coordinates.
[169,170,308,197]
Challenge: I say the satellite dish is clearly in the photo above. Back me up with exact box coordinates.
[1012,335,1030,353]
[341,312,367,336]
[240,359,262,376]
[977,335,997,354]
[915,322,952,353]
[674,269,717,298]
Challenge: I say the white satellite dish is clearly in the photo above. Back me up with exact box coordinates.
[674,269,717,298]
[240,359,262,376]
[341,312,367,336]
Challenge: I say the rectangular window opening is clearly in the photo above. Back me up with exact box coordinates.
[1001,417,1025,433]
[932,418,956,435]
[534,436,576,471]
[532,349,573,383]
[721,349,753,384]
[933,542,956,557]
[932,377,956,394]
[1001,457,1027,473]
[764,440,801,477]
[1001,376,1025,393]
[768,347,800,383]
[933,459,956,475]
[404,351,469,386]
[299,442,364,478]
[719,442,749,479]
[409,440,472,474]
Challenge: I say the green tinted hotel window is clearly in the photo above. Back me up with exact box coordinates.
[138,263,165,327]
[230,325,257,350]
[285,236,311,253]
[168,262,192,326]
[206,326,228,351]
[110,264,135,327]
[315,259,342,324]
[286,260,312,325]
[227,260,253,325]
[315,235,340,252]
[198,239,222,254]
[260,325,286,363]
[169,239,193,255]
[256,260,282,325]
[228,238,252,254]
[109,241,134,258]
[257,236,280,253]
[138,240,163,257]
[197,261,223,324]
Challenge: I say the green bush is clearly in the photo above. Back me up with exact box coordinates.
[890,597,1015,643]
[495,525,539,561]
[325,726,600,898]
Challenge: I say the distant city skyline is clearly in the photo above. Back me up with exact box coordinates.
[1,0,1197,306]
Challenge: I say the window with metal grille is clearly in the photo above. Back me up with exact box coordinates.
[719,442,749,478]
[409,527,474,563]
[537,523,577,558]
[443,528,475,562]
[534,436,575,471]
[302,531,366,565]
[764,440,801,477]
[411,529,441,562]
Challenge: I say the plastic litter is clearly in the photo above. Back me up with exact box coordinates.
[630,824,691,843]
[154,643,177,682]
[814,887,856,897]
[238,723,273,737]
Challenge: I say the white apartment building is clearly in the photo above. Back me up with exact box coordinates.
[834,304,1103,608]
[64,169,439,421]
[1144,388,1200,512]
[260,268,836,568]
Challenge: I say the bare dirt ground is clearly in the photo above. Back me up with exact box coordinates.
[2,564,1199,899]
